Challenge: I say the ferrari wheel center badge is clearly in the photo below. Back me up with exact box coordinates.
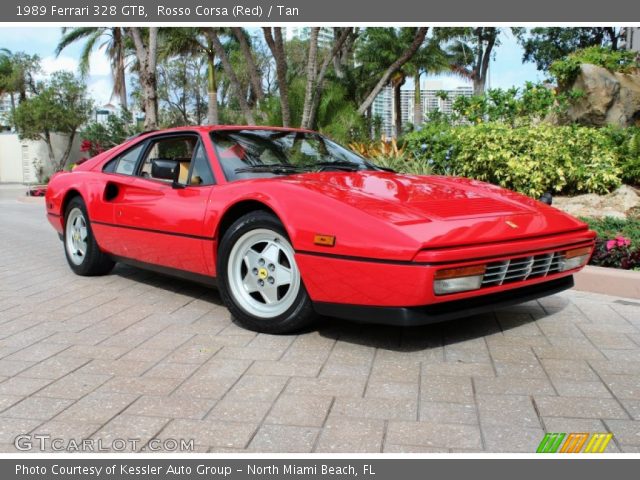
[258,268,268,280]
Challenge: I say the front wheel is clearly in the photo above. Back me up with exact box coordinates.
[217,211,316,334]
[64,197,115,276]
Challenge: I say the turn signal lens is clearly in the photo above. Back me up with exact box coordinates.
[434,264,486,280]
[564,247,591,259]
[313,234,336,247]
[433,264,486,295]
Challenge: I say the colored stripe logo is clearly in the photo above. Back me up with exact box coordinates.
[537,433,612,453]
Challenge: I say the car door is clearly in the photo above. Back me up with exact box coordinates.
[111,133,216,276]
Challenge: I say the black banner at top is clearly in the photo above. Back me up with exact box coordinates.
[1,0,640,23]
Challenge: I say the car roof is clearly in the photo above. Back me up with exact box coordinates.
[137,125,316,137]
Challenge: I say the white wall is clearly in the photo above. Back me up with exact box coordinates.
[0,133,82,184]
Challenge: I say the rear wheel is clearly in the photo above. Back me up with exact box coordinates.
[64,197,115,276]
[218,211,316,334]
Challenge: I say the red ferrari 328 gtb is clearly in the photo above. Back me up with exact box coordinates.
[46,126,596,333]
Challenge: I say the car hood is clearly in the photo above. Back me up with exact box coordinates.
[282,171,588,248]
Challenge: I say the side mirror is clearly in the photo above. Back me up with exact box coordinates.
[151,159,179,181]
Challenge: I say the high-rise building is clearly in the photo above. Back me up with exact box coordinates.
[622,27,640,52]
[372,81,473,138]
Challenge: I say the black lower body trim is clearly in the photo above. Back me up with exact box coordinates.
[313,276,574,327]
[110,255,217,287]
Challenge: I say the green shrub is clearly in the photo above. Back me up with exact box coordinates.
[603,126,640,185]
[581,217,640,248]
[405,122,621,197]
[549,46,640,88]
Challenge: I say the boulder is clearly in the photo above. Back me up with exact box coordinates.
[553,185,640,219]
[560,64,640,127]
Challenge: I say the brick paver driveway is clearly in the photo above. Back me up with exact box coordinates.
[1,193,639,453]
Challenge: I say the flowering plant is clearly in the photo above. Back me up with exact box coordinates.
[590,236,640,270]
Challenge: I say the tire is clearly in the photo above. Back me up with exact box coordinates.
[63,196,115,276]
[217,211,316,334]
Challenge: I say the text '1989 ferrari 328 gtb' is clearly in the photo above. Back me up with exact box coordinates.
[46,126,595,333]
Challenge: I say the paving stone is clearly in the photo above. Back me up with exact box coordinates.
[0,376,52,396]
[600,375,640,400]
[603,419,640,446]
[0,394,23,412]
[265,394,333,427]
[96,376,182,396]
[159,419,257,449]
[0,418,45,444]
[245,361,322,378]
[419,402,478,425]
[224,375,288,403]
[207,399,273,424]
[365,381,418,400]
[534,396,629,419]
[480,425,544,452]
[37,373,112,399]
[0,396,73,420]
[54,392,138,424]
[420,376,473,403]
[286,377,367,398]
[553,381,613,398]
[248,424,319,452]
[331,397,416,421]
[316,418,385,453]
[126,395,216,420]
[474,376,555,396]
[476,394,541,429]
[91,414,170,451]
[386,421,483,450]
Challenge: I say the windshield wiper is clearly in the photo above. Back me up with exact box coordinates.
[234,164,308,174]
[313,160,363,171]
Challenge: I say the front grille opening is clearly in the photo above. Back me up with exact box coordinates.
[481,252,564,287]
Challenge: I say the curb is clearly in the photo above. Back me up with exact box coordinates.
[574,265,640,299]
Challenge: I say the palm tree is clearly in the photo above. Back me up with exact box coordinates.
[406,38,451,127]
[440,27,501,95]
[56,27,130,110]
[159,28,221,125]
[355,27,429,136]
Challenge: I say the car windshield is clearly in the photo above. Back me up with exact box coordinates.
[210,129,381,182]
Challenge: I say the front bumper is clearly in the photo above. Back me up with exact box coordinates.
[313,275,574,326]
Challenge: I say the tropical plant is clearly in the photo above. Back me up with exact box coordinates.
[56,27,130,110]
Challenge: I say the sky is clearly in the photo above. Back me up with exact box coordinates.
[0,27,545,105]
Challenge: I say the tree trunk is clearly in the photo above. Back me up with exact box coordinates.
[413,72,422,126]
[206,50,219,125]
[206,28,255,125]
[394,83,402,137]
[474,27,496,95]
[307,28,353,129]
[231,27,264,104]
[358,27,428,115]
[127,27,158,129]
[300,28,320,130]
[263,27,290,127]
[113,27,128,110]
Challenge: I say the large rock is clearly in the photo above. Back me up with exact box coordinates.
[553,185,640,219]
[560,64,640,127]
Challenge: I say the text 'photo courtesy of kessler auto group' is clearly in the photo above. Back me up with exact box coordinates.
[0,1,639,479]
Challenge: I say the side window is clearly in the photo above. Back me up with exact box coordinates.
[188,143,215,186]
[103,143,145,175]
[139,136,198,184]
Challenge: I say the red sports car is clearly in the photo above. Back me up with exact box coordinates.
[46,126,596,333]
